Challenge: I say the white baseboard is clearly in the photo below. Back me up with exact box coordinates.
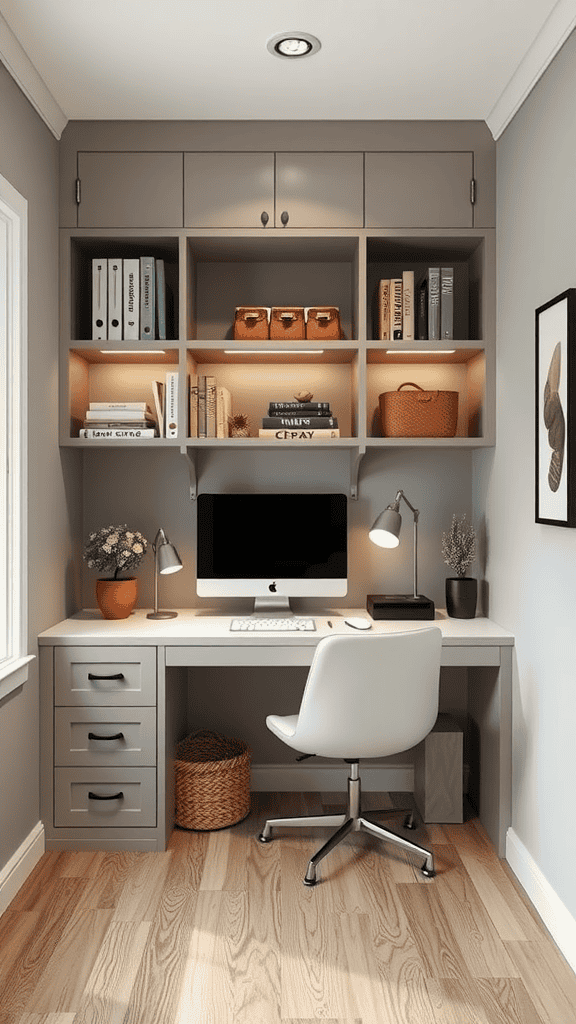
[0,821,45,916]
[250,763,413,792]
[506,827,576,974]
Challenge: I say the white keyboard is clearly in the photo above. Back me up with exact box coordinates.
[230,617,316,632]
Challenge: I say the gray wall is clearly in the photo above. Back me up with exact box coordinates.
[474,30,576,919]
[0,62,79,869]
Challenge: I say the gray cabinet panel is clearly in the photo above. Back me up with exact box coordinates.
[54,706,157,767]
[77,152,183,228]
[365,152,473,228]
[276,153,364,228]
[54,767,156,827]
[184,152,274,227]
[54,646,157,706]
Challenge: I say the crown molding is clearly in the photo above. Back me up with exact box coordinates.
[486,0,576,139]
[0,14,67,139]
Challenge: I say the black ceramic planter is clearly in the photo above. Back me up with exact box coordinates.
[446,577,477,618]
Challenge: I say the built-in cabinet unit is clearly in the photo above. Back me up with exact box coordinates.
[61,125,495,497]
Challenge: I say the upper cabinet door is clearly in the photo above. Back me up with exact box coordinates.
[275,153,364,228]
[365,152,473,228]
[77,152,184,228]
[184,153,275,228]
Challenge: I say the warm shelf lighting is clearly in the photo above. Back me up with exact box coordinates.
[101,349,167,355]
[384,349,456,355]
[223,349,324,356]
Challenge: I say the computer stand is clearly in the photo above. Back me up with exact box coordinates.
[252,595,294,616]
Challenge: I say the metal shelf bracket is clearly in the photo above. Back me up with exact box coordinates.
[181,445,197,499]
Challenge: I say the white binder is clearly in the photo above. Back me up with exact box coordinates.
[123,258,139,340]
[107,258,122,340]
[92,258,107,340]
[165,371,178,438]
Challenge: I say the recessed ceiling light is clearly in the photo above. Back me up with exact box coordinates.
[267,32,321,59]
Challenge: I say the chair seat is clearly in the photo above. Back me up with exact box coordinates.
[266,714,298,741]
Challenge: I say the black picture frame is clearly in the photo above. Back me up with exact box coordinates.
[535,288,576,526]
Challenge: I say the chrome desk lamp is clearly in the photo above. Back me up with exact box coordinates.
[367,489,434,620]
[147,528,183,620]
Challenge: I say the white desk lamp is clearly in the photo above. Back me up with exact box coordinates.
[147,528,183,620]
[367,489,434,620]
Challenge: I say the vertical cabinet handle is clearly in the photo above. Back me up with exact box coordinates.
[260,211,269,227]
[281,211,289,226]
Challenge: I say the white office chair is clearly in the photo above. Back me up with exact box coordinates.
[258,626,443,885]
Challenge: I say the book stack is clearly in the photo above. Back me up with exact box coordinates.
[189,375,233,438]
[92,256,169,342]
[79,402,158,439]
[378,267,453,342]
[258,401,340,440]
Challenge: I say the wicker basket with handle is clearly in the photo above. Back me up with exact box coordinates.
[379,382,459,438]
[175,730,251,830]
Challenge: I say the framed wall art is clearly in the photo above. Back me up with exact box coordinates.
[535,288,576,526]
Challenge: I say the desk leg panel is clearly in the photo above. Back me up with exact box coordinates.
[159,652,189,848]
[468,647,512,858]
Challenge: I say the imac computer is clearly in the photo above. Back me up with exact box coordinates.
[196,492,347,615]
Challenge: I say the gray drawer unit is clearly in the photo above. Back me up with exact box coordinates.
[54,646,157,706]
[54,706,157,767]
[54,767,157,827]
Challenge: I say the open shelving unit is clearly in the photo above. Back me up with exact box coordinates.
[60,225,495,495]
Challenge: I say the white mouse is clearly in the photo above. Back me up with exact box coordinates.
[344,616,372,630]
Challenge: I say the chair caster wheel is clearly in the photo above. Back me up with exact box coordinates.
[258,832,271,843]
[421,865,436,878]
[404,814,416,830]
[303,876,318,886]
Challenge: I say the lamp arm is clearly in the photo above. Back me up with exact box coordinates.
[396,491,419,597]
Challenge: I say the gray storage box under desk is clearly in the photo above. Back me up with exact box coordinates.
[414,713,463,823]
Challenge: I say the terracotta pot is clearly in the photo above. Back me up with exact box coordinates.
[96,577,138,619]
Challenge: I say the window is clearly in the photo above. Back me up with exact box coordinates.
[0,172,31,696]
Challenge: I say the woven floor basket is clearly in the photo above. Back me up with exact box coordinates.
[379,382,459,437]
[175,730,251,831]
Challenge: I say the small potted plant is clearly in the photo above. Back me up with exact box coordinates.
[441,513,477,618]
[84,524,148,619]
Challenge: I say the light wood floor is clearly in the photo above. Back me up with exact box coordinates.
[1,792,576,1024]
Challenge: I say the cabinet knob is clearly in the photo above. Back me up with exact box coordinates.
[261,211,269,227]
[281,211,289,226]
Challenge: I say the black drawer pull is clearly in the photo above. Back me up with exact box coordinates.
[88,791,124,801]
[88,731,125,741]
[87,672,125,681]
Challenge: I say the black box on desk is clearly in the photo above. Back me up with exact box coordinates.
[367,594,435,620]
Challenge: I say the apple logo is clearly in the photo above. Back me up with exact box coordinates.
[269,582,277,592]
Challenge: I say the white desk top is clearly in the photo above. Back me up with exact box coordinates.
[38,609,514,648]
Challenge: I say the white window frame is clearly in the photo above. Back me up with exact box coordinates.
[0,172,32,699]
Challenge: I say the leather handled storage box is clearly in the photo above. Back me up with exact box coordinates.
[305,306,342,340]
[379,382,458,437]
[269,307,305,340]
[233,307,270,340]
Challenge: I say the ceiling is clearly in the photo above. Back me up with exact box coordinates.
[1,0,575,139]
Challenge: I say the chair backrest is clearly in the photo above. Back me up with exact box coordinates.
[291,627,442,759]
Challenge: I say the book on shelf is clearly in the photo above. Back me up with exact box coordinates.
[156,259,166,341]
[216,385,232,439]
[417,276,428,339]
[402,270,414,341]
[79,428,157,439]
[140,256,155,340]
[262,416,338,429]
[440,266,454,340]
[92,258,107,340]
[165,370,178,437]
[205,376,217,437]
[123,259,139,340]
[189,375,199,438]
[390,278,403,340]
[378,279,390,341]
[427,267,440,341]
[87,401,148,413]
[268,401,331,414]
[152,380,164,437]
[83,419,156,431]
[107,259,122,340]
[84,407,155,422]
[259,428,340,439]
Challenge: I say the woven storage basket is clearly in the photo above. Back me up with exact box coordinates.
[175,730,251,830]
[379,382,459,438]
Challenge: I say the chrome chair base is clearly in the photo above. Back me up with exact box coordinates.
[258,762,435,885]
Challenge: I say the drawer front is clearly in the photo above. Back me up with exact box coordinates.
[54,707,157,767]
[54,767,156,827]
[55,647,156,706]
